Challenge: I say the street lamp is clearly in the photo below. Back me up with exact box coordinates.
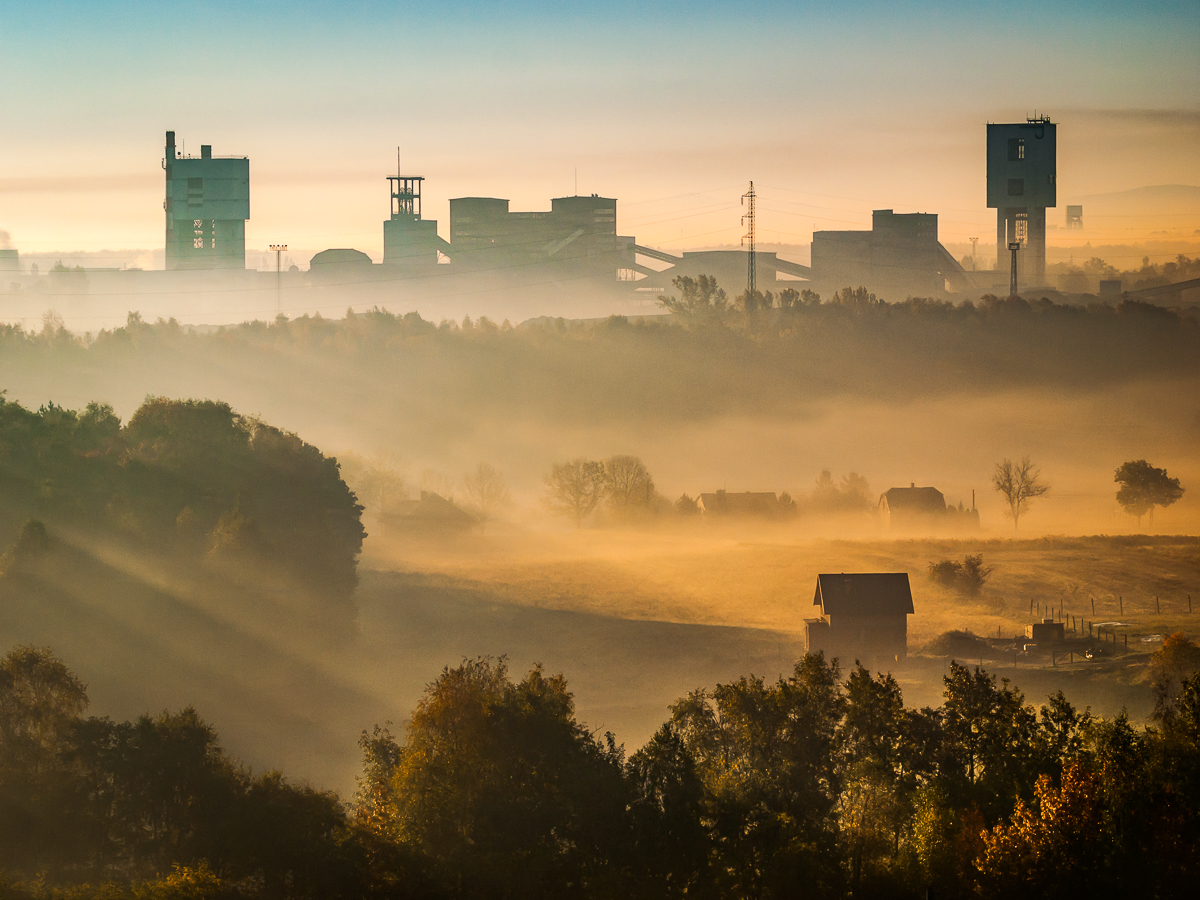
[269,244,287,314]
[1008,241,1021,298]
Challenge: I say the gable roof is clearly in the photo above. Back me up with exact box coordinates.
[385,491,475,524]
[698,490,779,515]
[813,573,914,616]
[880,485,945,514]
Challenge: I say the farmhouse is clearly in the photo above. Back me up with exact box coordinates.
[380,491,476,535]
[805,573,914,664]
[879,483,979,531]
[697,490,786,517]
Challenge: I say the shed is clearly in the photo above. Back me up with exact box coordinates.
[1025,618,1065,644]
[805,572,914,664]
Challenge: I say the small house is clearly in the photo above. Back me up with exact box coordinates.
[805,572,914,664]
[380,491,476,535]
[879,483,979,530]
[879,484,946,520]
[697,490,785,518]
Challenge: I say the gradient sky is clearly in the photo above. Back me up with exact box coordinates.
[2,0,1197,264]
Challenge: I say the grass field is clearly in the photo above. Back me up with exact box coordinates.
[366,526,1200,718]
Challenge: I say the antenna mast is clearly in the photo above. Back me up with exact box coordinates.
[741,181,756,294]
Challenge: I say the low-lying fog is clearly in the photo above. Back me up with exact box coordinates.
[0,284,1196,795]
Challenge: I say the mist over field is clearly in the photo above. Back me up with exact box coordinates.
[3,1,1200,896]
[0,298,1196,792]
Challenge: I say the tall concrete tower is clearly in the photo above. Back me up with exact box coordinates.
[987,116,1055,287]
[164,131,250,270]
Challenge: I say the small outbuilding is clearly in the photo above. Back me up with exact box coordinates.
[380,491,476,536]
[805,572,914,665]
[1025,618,1065,643]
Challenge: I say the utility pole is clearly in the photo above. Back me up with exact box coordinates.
[969,236,979,271]
[270,244,287,314]
[741,181,756,294]
[1008,241,1021,297]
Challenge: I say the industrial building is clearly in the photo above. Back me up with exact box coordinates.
[447,194,635,282]
[987,116,1056,287]
[811,209,973,298]
[382,173,449,268]
[376,170,639,284]
[164,131,249,270]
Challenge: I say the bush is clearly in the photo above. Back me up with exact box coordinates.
[928,554,993,596]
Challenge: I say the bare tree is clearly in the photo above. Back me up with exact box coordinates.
[338,452,409,515]
[992,457,1049,529]
[603,455,655,516]
[462,462,512,524]
[545,458,608,527]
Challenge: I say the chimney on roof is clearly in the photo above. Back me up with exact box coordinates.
[910,482,915,488]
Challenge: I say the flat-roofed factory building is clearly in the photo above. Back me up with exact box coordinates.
[164,131,249,270]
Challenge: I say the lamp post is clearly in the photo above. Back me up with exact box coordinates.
[269,244,287,314]
[1008,241,1021,298]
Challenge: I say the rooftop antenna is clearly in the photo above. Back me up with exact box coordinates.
[741,181,756,294]
[575,167,577,196]
[397,146,401,179]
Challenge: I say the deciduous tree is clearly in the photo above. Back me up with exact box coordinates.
[461,462,512,524]
[992,457,1049,529]
[545,458,607,527]
[603,455,655,518]
[1114,459,1184,528]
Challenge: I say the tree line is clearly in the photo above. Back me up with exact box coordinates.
[0,395,364,604]
[3,289,1196,439]
[5,640,1200,899]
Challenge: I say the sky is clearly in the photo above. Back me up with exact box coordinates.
[2,0,1198,265]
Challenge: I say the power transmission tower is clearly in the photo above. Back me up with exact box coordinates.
[969,236,979,271]
[741,181,756,293]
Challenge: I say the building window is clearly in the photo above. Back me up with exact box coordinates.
[1008,178,1025,196]
[1007,138,1025,161]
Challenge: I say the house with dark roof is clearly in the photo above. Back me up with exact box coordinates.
[380,491,476,535]
[697,490,786,518]
[879,483,979,531]
[805,573,914,664]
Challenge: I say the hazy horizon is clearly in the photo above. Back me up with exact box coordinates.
[3,1,1198,267]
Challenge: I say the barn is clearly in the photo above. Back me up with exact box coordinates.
[805,573,914,665]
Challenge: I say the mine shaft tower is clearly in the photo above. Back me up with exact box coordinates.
[987,115,1056,287]
[383,152,446,268]
[164,131,249,270]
